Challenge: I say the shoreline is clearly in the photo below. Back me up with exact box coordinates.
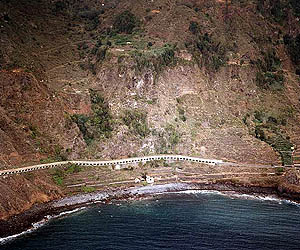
[1,181,300,241]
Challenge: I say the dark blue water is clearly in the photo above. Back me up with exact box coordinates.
[2,191,300,250]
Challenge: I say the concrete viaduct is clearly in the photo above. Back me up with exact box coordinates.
[0,155,223,177]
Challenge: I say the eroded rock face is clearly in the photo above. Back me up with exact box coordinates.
[0,0,300,222]
[0,70,85,167]
[283,169,300,185]
[0,171,62,220]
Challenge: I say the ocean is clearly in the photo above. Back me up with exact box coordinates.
[2,191,300,250]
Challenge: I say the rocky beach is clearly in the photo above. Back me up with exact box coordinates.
[1,180,300,241]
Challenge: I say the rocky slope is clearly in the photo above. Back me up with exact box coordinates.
[0,171,62,220]
[0,0,300,219]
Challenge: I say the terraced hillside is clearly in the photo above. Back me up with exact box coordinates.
[1,0,300,220]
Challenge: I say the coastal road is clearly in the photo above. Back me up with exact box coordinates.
[0,154,224,177]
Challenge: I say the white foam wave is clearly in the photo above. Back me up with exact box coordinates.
[226,193,300,206]
[282,199,300,207]
[174,190,225,196]
[226,193,283,203]
[167,189,300,207]
[0,227,34,245]
[0,207,86,245]
[57,207,86,217]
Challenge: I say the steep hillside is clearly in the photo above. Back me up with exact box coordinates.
[0,171,62,220]
[1,0,300,167]
[0,70,86,166]
[1,0,300,220]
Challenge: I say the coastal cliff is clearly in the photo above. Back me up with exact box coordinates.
[0,172,62,220]
[0,0,300,225]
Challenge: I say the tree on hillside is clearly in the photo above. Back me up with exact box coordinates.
[113,11,139,34]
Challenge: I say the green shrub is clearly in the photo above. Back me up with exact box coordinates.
[189,21,200,35]
[52,168,65,186]
[258,49,281,72]
[40,157,55,164]
[112,34,133,45]
[71,91,113,144]
[178,107,186,122]
[257,0,288,23]
[96,46,107,62]
[270,0,286,23]
[54,145,68,161]
[122,109,150,137]
[186,33,226,72]
[51,164,83,186]
[78,10,100,31]
[290,0,300,16]
[53,175,64,186]
[256,71,285,90]
[257,0,264,14]
[113,11,140,34]
[91,47,98,55]
[257,0,300,23]
[54,1,67,12]
[267,116,278,124]
[89,90,113,138]
[80,42,89,50]
[82,186,96,193]
[284,34,300,66]
[254,110,265,123]
[85,18,99,31]
[157,44,176,67]
[96,40,102,47]
[248,109,293,165]
[255,124,293,165]
[29,125,40,139]
[131,44,177,75]
[66,164,82,174]
[166,124,180,146]
[255,50,285,90]
[71,114,94,144]
[276,167,285,175]
[88,62,96,75]
[255,126,266,140]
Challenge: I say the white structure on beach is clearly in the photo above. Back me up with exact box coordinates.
[146,175,154,184]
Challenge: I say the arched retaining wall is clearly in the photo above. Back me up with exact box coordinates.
[0,155,223,177]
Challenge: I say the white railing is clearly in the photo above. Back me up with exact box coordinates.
[0,154,223,177]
